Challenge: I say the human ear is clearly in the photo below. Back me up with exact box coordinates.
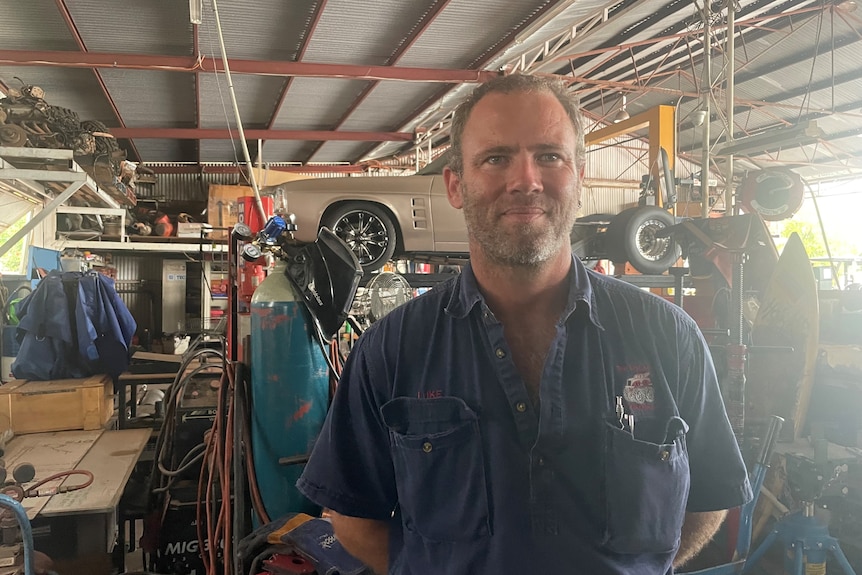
[443,166,464,209]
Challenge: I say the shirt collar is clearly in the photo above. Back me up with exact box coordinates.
[444,256,602,328]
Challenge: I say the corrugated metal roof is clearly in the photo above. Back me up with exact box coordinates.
[99,69,196,128]
[0,0,78,52]
[132,140,189,164]
[301,0,438,66]
[65,0,193,55]
[397,0,556,68]
[199,73,285,128]
[198,1,321,61]
[273,78,371,130]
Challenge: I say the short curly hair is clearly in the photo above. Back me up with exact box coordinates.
[447,74,585,176]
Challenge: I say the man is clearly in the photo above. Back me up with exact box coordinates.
[297,74,752,574]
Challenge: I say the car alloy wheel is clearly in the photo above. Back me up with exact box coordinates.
[323,202,397,273]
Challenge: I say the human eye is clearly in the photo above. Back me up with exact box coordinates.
[538,152,562,163]
[484,155,507,166]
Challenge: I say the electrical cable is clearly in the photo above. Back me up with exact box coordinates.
[143,338,228,569]
[157,442,206,478]
[195,352,238,575]
[237,369,270,525]
[152,358,225,492]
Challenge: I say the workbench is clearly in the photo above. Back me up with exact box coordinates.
[2,428,151,561]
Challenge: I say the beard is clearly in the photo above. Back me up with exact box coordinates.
[460,182,580,267]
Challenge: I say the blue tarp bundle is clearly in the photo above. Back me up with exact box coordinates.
[11,270,136,382]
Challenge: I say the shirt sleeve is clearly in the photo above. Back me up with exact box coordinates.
[676,318,753,512]
[297,328,398,520]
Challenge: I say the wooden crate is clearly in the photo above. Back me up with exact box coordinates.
[0,374,113,434]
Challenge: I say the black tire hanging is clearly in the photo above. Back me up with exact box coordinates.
[322,202,397,273]
[605,206,680,275]
[80,120,120,157]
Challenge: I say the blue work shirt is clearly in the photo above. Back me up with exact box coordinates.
[298,257,752,574]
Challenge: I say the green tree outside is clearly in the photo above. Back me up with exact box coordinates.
[0,217,28,274]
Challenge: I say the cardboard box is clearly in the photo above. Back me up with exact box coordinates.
[176,222,212,238]
[206,184,251,239]
[0,374,114,434]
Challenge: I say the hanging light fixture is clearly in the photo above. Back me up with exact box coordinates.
[189,0,203,24]
[717,120,823,156]
[613,95,630,123]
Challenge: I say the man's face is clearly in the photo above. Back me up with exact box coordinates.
[444,90,582,267]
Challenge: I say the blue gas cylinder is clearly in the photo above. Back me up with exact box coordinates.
[250,259,329,519]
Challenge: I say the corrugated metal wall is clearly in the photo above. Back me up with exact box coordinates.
[137,170,243,201]
[112,253,164,335]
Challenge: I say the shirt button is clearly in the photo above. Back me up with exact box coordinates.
[515,401,527,413]
[422,442,433,453]
[660,450,670,461]
[537,457,545,466]
[495,348,506,359]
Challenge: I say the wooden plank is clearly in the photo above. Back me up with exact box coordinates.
[132,351,185,363]
[2,430,102,519]
[41,428,151,516]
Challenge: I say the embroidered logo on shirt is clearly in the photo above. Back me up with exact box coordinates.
[318,533,337,550]
[623,372,655,410]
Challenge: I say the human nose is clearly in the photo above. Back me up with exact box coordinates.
[507,154,543,194]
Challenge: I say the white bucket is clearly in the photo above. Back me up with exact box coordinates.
[1,356,15,383]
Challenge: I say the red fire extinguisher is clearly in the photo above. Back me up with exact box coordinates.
[239,261,265,303]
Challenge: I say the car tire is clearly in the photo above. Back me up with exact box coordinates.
[605,206,680,275]
[322,202,397,273]
[80,119,120,156]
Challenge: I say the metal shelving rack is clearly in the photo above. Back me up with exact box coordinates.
[0,146,227,255]
[0,146,127,258]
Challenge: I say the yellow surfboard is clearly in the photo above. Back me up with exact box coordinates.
[746,233,819,441]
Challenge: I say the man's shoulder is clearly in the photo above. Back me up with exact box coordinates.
[586,269,693,324]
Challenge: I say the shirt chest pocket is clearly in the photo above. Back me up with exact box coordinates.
[603,416,691,554]
[381,396,490,543]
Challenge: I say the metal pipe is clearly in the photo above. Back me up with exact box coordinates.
[725,1,736,215]
[0,494,34,575]
[208,0,266,224]
[701,1,712,219]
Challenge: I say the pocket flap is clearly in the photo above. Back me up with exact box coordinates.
[381,396,477,435]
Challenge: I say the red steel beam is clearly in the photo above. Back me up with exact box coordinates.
[0,49,496,83]
[54,0,143,162]
[110,127,412,141]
